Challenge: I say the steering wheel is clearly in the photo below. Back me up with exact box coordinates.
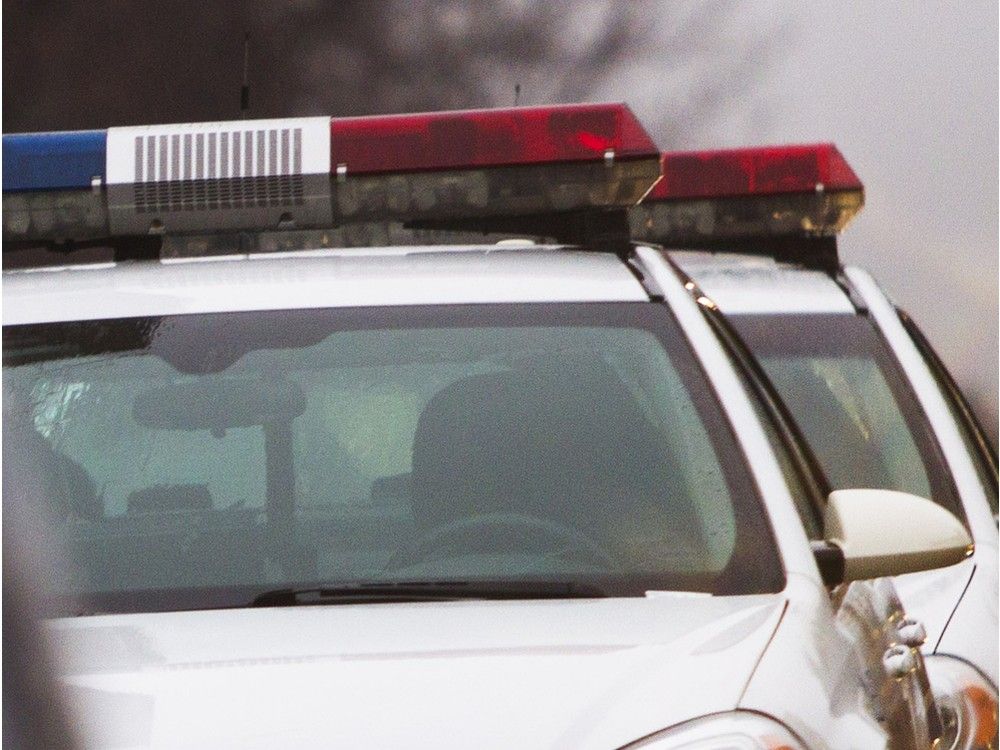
[387,512,621,572]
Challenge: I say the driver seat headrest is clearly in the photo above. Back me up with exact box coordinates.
[410,357,675,533]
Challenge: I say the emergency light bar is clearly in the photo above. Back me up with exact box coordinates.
[3,104,661,245]
[630,144,864,248]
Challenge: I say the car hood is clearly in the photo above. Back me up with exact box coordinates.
[48,593,785,750]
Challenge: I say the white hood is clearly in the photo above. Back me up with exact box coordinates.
[48,593,785,749]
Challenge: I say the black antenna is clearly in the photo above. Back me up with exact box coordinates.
[514,83,521,106]
[240,33,250,119]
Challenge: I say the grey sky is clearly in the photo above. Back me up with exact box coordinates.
[604,1,998,434]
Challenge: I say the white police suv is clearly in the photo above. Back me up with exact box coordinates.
[633,143,999,749]
[1,105,977,748]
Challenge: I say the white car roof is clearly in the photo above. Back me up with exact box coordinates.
[670,251,856,315]
[2,246,648,325]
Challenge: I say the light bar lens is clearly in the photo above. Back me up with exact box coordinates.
[3,131,106,192]
[3,190,108,241]
[329,103,658,175]
[631,144,865,246]
[650,144,862,201]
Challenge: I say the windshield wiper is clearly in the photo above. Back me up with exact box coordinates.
[249,579,607,607]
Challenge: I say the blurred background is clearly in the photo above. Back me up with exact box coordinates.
[4,0,996,440]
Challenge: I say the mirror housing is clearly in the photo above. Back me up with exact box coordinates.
[823,489,973,582]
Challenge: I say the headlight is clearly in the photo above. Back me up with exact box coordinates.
[622,712,805,749]
[925,655,999,750]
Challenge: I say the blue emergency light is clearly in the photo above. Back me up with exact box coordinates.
[3,130,107,192]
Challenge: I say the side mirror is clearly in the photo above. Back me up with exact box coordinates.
[823,489,973,583]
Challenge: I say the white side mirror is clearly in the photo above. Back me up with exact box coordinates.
[824,489,973,582]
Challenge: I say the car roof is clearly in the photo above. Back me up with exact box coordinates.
[2,245,648,325]
[670,251,856,315]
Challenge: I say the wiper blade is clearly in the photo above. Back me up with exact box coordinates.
[249,579,607,607]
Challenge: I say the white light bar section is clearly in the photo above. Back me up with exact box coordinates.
[106,117,330,184]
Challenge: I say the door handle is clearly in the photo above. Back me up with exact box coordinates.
[897,618,927,648]
[883,644,918,679]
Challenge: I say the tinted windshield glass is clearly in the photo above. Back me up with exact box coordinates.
[732,313,964,522]
[3,303,782,613]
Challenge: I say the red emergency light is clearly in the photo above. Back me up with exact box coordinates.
[329,103,658,175]
[631,144,865,247]
[651,144,861,200]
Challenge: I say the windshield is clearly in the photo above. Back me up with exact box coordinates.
[3,302,783,614]
[731,313,965,525]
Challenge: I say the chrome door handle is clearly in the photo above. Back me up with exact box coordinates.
[897,618,927,648]
[883,644,918,679]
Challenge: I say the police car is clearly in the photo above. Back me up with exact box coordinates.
[0,105,977,748]
[633,144,999,749]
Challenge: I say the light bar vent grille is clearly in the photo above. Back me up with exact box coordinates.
[133,175,303,213]
[131,127,305,212]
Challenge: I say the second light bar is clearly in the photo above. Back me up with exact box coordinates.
[630,144,865,248]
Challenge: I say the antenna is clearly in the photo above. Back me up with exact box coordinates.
[240,33,250,119]
[514,83,521,107]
